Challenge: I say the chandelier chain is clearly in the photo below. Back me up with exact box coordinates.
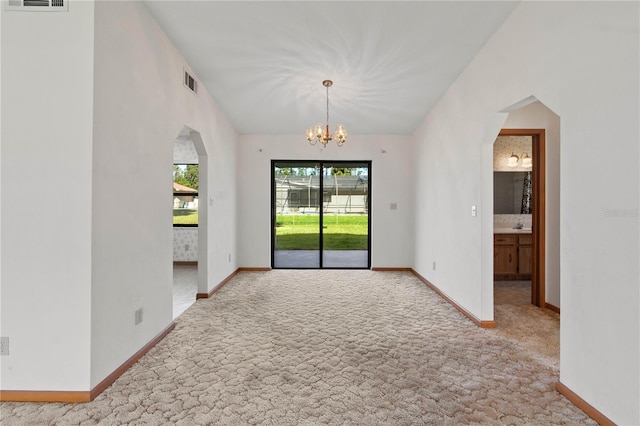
[326,84,330,126]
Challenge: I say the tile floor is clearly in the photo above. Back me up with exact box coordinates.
[273,249,369,268]
[173,264,198,319]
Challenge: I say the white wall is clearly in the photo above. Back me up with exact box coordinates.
[237,135,414,268]
[502,101,561,308]
[412,2,638,424]
[173,228,198,262]
[1,2,95,390]
[1,0,237,393]
[0,3,3,377]
[91,1,238,387]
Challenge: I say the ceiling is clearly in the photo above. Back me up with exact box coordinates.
[143,1,519,136]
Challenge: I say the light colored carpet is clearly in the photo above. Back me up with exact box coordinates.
[493,281,561,369]
[1,270,593,425]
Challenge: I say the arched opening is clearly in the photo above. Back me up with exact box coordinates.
[488,98,561,365]
[172,126,208,318]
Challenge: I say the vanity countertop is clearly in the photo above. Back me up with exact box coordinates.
[494,228,532,234]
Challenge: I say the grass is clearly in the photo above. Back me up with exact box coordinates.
[173,209,198,225]
[275,214,368,250]
[171,212,367,247]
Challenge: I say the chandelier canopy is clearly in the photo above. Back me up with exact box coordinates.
[306,80,347,147]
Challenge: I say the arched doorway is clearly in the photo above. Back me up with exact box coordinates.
[172,126,208,318]
[488,98,562,366]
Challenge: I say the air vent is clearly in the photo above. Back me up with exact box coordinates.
[4,0,68,11]
[184,70,198,94]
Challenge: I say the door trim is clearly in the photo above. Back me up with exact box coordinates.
[271,160,372,269]
[499,129,546,307]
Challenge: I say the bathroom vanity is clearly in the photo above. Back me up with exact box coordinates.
[494,229,532,280]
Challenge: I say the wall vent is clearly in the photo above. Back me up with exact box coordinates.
[184,70,198,94]
[4,0,68,11]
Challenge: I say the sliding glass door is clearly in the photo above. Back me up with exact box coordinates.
[272,161,370,269]
[273,162,322,268]
[321,162,369,268]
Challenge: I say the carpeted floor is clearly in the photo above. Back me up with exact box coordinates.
[493,281,561,370]
[1,270,593,425]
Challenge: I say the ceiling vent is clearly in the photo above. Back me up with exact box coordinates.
[4,0,68,11]
[184,70,198,95]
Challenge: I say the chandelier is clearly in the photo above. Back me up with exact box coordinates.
[306,80,347,147]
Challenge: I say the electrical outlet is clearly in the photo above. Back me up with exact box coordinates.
[433,262,436,271]
[135,308,143,325]
[1,337,9,356]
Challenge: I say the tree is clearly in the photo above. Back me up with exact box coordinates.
[182,165,199,190]
[173,164,199,190]
[331,167,353,176]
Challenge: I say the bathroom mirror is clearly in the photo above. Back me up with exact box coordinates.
[494,171,532,214]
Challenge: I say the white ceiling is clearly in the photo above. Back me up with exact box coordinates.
[144,1,519,135]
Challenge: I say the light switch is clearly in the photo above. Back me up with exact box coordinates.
[471,205,477,217]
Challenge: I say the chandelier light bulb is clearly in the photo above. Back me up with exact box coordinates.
[306,128,315,143]
[334,124,347,146]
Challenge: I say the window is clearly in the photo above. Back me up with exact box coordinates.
[173,164,198,227]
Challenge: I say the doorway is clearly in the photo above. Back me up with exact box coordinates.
[172,127,208,317]
[495,129,546,307]
[271,160,371,269]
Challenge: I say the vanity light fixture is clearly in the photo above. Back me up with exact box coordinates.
[507,153,520,167]
[507,152,532,168]
[306,80,347,148]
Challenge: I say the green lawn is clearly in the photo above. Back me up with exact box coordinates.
[275,214,368,250]
[173,209,198,225]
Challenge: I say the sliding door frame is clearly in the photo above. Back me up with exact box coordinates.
[271,160,372,269]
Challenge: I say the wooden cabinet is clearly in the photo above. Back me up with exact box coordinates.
[517,234,533,276]
[494,233,532,280]
[494,235,517,275]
